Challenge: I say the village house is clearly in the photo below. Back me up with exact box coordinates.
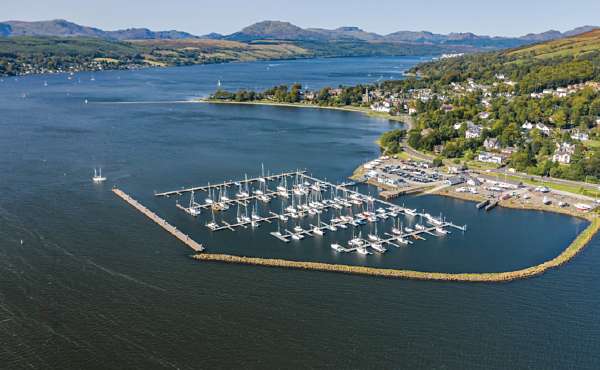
[555,87,568,98]
[535,123,551,136]
[501,147,518,156]
[552,142,575,164]
[329,88,343,96]
[483,137,501,151]
[304,91,316,101]
[521,121,534,130]
[465,124,483,139]
[477,151,504,164]
[478,111,490,119]
[370,101,391,113]
[571,130,589,141]
[552,151,572,164]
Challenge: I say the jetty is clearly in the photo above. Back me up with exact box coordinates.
[476,199,490,209]
[485,200,499,211]
[113,188,204,252]
[154,170,305,197]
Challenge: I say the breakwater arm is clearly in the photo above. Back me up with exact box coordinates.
[192,216,599,282]
[112,188,204,252]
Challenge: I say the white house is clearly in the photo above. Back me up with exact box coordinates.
[556,142,575,154]
[552,151,572,164]
[370,101,391,113]
[552,142,575,164]
[536,123,551,136]
[571,131,589,141]
[522,121,534,130]
[483,137,501,151]
[477,151,504,164]
[466,125,483,139]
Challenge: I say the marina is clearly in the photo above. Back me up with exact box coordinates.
[155,169,467,255]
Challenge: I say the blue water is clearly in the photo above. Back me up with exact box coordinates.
[0,56,599,369]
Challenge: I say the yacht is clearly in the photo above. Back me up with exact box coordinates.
[356,246,369,255]
[92,168,107,183]
[396,236,409,245]
[405,209,418,216]
[436,227,448,235]
[370,243,387,253]
[331,243,344,252]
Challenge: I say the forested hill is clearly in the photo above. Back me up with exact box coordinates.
[409,29,600,93]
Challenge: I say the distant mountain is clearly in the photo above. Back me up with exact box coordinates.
[1,19,598,50]
[563,25,599,37]
[1,19,106,38]
[215,21,599,50]
[105,28,197,40]
[0,19,197,40]
[307,26,383,42]
[199,32,225,40]
[225,21,327,42]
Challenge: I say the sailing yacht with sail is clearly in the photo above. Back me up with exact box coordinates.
[92,168,106,183]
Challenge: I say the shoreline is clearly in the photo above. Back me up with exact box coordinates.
[189,99,599,282]
[197,99,412,126]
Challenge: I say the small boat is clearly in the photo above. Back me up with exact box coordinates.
[312,226,324,236]
[405,227,414,233]
[370,243,387,253]
[542,196,551,205]
[405,208,418,216]
[396,237,409,245]
[356,246,369,255]
[92,168,106,183]
[331,243,344,252]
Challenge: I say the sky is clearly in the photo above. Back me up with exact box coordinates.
[3,0,599,37]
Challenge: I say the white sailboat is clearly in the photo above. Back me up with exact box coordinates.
[92,168,106,183]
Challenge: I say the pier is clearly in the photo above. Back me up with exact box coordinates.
[154,170,306,197]
[113,188,204,252]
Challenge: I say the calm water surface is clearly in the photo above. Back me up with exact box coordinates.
[0,57,599,369]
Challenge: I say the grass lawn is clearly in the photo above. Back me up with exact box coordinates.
[484,172,600,198]
[465,160,501,171]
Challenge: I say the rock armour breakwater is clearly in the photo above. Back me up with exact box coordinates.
[193,216,599,282]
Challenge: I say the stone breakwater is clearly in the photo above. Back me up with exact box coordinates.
[192,216,599,282]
